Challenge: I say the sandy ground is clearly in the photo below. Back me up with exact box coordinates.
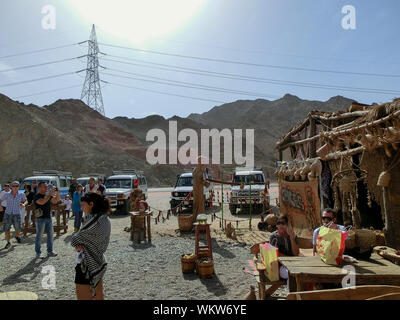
[0,185,288,300]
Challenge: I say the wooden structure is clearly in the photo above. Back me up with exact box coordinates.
[130,211,152,243]
[23,203,68,236]
[194,222,213,260]
[279,253,400,293]
[287,285,400,300]
[275,98,400,249]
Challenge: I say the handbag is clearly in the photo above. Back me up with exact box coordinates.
[259,242,280,281]
[34,207,43,218]
[316,226,348,265]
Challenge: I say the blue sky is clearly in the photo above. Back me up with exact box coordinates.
[0,0,399,119]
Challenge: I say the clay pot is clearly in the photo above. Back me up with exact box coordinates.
[266,213,278,226]
[377,171,391,187]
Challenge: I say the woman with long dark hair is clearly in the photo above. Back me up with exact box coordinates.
[71,192,111,300]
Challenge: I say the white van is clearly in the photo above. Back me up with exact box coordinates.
[105,170,148,215]
[20,170,72,199]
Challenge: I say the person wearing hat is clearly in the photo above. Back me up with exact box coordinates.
[1,181,27,249]
[0,183,11,230]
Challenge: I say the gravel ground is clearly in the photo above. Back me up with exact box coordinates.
[0,187,287,300]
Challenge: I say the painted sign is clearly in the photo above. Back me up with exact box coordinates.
[279,178,321,239]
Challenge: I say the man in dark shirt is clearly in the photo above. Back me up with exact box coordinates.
[34,182,60,259]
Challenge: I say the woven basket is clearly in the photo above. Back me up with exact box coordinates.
[346,230,356,249]
[355,229,376,250]
[178,214,194,231]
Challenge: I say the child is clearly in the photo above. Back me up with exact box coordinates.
[63,195,73,218]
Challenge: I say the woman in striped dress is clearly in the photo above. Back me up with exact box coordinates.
[71,192,111,300]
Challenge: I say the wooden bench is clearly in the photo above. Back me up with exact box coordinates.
[23,203,68,236]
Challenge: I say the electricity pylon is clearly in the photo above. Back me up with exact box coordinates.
[81,24,105,116]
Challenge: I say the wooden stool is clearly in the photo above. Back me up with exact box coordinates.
[194,223,213,260]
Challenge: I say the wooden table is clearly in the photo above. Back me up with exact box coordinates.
[130,211,152,243]
[279,254,400,292]
[23,203,68,236]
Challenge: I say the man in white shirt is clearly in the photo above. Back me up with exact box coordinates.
[0,183,11,229]
[84,177,98,194]
[313,208,349,256]
[63,195,73,217]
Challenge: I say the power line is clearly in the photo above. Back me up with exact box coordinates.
[98,42,400,78]
[0,56,87,73]
[13,85,82,99]
[100,70,279,99]
[100,55,400,95]
[0,70,85,88]
[103,81,227,104]
[0,42,86,60]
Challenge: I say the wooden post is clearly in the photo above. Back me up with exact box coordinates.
[310,117,317,158]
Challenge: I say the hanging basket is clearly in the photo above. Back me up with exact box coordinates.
[178,214,194,231]
[355,229,376,250]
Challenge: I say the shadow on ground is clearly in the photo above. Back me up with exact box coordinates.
[2,257,49,285]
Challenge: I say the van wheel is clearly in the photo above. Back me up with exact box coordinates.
[230,205,237,215]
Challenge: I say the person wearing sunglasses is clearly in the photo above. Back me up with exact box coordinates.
[312,208,348,256]
[269,214,299,284]
[1,181,27,249]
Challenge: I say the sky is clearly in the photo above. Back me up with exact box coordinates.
[0,0,399,119]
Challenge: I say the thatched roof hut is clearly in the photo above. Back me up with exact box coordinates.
[275,98,400,249]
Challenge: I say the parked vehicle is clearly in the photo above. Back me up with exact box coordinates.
[229,168,270,214]
[20,170,73,199]
[76,173,106,189]
[105,170,148,215]
[170,169,214,210]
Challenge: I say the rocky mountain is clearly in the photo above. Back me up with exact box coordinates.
[0,92,354,186]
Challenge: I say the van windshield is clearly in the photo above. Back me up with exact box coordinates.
[233,174,264,184]
[77,179,89,187]
[176,177,193,187]
[19,179,50,190]
[105,179,132,189]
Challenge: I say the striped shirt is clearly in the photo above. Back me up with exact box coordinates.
[4,192,27,215]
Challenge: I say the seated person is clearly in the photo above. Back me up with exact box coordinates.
[313,208,349,256]
[269,214,299,282]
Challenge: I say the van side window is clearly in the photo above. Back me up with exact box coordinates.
[60,179,67,188]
